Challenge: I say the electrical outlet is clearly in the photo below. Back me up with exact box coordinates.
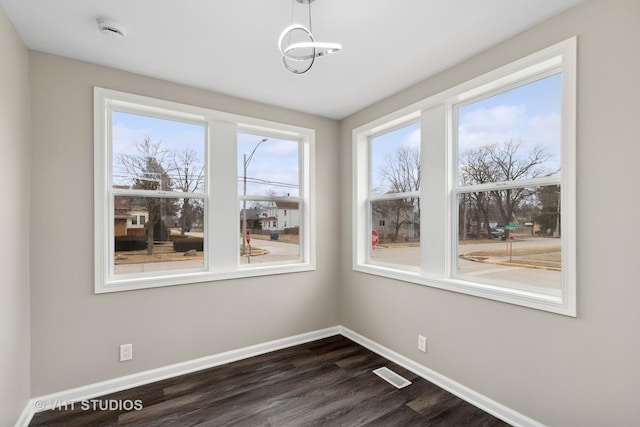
[120,343,133,362]
[418,335,427,353]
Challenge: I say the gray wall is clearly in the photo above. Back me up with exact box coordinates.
[0,6,31,426]
[338,0,640,426]
[10,0,640,425]
[28,52,340,396]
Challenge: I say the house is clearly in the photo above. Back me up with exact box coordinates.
[262,201,300,232]
[371,198,419,242]
[240,207,269,231]
[2,1,639,426]
[240,202,300,233]
[114,195,148,237]
[126,209,147,233]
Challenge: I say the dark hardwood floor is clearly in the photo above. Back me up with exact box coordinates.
[30,335,510,426]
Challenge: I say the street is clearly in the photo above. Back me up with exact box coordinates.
[372,237,561,289]
[115,232,560,290]
[240,238,300,264]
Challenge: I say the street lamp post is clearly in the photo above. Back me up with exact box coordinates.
[242,138,268,256]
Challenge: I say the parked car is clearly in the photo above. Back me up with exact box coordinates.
[466,229,489,238]
[466,228,504,239]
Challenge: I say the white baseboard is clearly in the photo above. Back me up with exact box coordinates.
[17,326,339,426]
[339,326,544,427]
[17,325,542,427]
[14,402,34,427]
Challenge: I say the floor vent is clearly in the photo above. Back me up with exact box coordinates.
[373,367,412,389]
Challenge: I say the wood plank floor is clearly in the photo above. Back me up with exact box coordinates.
[30,335,511,426]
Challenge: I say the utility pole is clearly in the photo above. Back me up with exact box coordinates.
[242,138,268,256]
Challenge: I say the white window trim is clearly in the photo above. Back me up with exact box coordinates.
[94,88,316,293]
[353,38,576,316]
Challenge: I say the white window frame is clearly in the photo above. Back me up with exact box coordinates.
[94,88,316,293]
[353,38,576,316]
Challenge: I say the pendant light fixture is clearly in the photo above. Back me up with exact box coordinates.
[278,0,342,74]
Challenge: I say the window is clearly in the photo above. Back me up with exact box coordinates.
[369,123,421,268]
[353,38,576,316]
[454,74,562,291]
[110,111,207,279]
[238,132,302,265]
[95,88,315,293]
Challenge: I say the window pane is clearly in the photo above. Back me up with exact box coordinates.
[112,111,206,193]
[370,123,421,195]
[456,185,561,290]
[238,133,299,197]
[457,74,561,186]
[370,198,420,267]
[239,199,300,265]
[113,196,205,275]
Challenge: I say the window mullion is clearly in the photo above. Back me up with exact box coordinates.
[420,104,448,276]
[208,120,239,271]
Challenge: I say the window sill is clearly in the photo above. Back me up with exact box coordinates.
[96,262,317,294]
[352,263,573,317]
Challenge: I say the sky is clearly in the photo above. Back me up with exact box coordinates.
[457,73,561,172]
[237,132,299,198]
[112,111,206,189]
[370,73,561,192]
[370,122,420,193]
[111,112,299,197]
[113,73,560,197]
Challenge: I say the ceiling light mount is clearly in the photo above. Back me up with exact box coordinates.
[97,19,126,39]
[278,0,341,74]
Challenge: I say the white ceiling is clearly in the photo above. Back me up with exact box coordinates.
[1,0,586,120]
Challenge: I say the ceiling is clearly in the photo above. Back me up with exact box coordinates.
[1,0,586,120]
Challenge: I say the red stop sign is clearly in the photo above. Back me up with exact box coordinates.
[245,230,251,244]
[372,230,379,247]
[509,229,514,240]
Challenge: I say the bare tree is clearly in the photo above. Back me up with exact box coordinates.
[460,139,556,236]
[378,145,421,194]
[117,137,175,254]
[170,148,204,235]
[376,145,421,242]
[459,144,499,237]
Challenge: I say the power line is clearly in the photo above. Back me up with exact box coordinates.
[237,177,299,189]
